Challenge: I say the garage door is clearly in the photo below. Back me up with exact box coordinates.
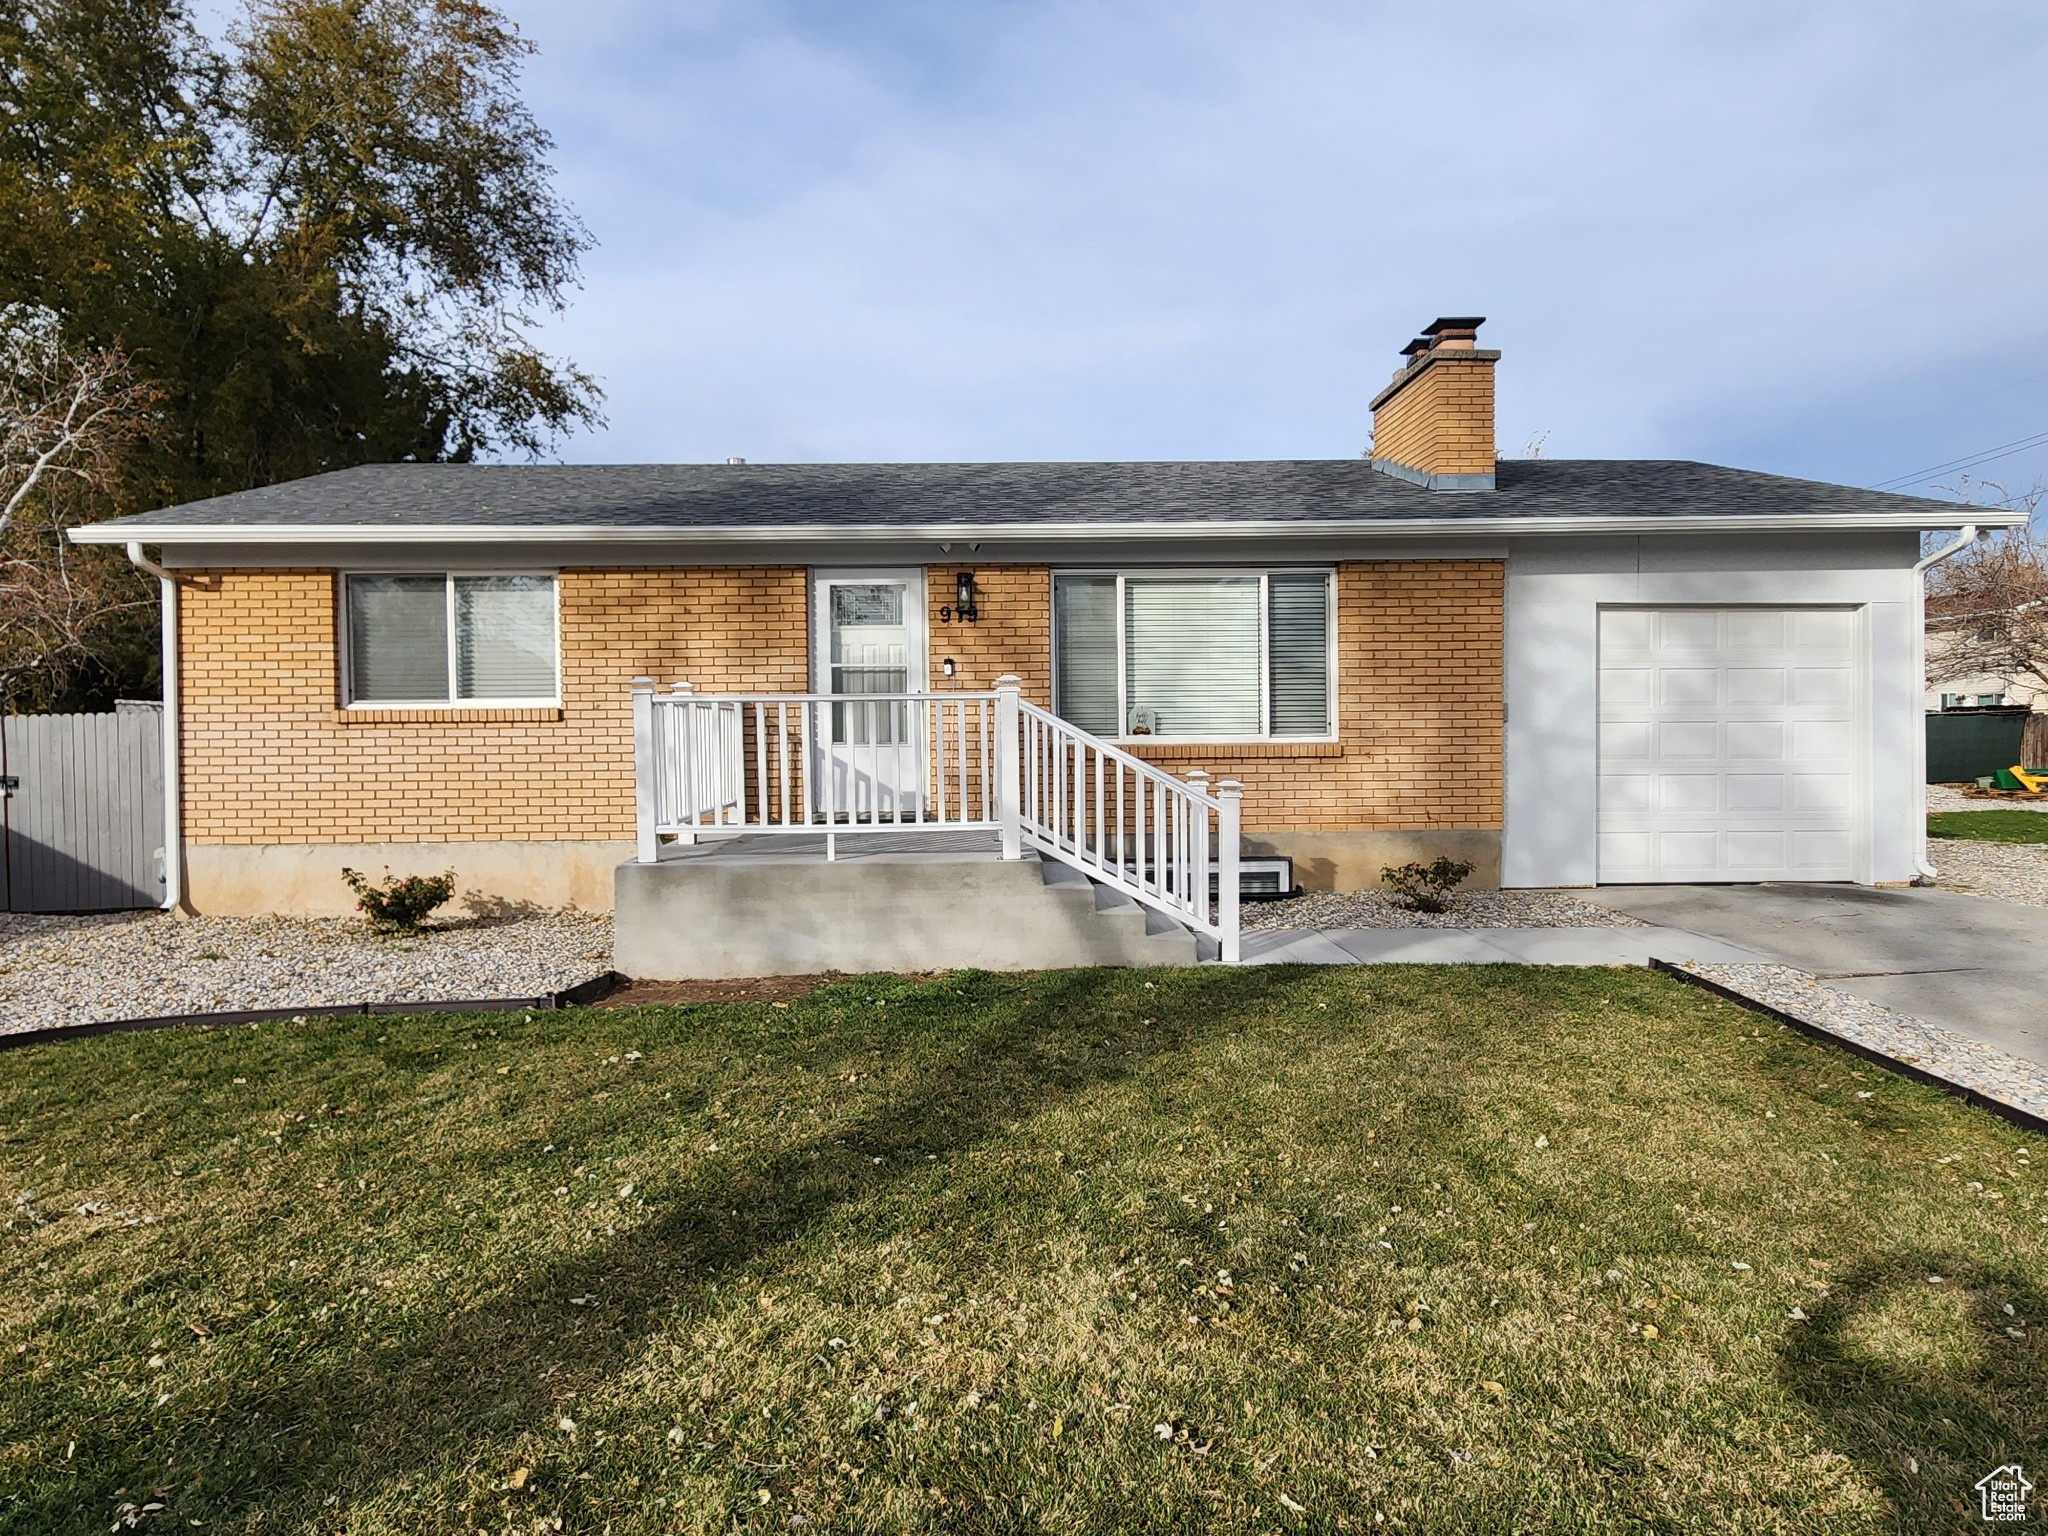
[1598,608,1861,882]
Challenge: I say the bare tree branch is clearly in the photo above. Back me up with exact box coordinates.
[0,307,160,708]
[1925,478,2048,698]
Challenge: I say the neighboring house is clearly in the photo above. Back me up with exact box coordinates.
[72,317,2025,973]
[1924,631,2046,713]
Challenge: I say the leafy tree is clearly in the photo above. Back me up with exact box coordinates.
[0,0,601,702]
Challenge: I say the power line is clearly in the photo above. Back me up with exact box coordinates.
[1872,427,2048,492]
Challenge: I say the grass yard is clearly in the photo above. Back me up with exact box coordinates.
[0,966,2042,1534]
[1928,809,2048,844]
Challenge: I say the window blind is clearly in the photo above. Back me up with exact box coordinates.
[455,576,557,700]
[348,575,449,702]
[1053,570,1332,739]
[1054,576,1119,735]
[1267,573,1331,735]
[1124,578,1262,736]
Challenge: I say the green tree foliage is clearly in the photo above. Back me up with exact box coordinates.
[0,0,600,507]
[0,0,599,706]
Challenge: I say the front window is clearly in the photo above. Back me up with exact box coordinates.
[344,573,559,705]
[1053,570,1332,739]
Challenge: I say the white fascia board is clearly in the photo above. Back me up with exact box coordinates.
[68,509,2029,546]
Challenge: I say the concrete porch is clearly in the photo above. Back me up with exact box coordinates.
[613,831,1204,979]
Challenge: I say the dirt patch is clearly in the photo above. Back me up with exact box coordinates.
[595,975,839,1006]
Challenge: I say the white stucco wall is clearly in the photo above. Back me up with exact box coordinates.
[1500,530,1924,888]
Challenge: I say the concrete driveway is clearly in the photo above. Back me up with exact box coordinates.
[1580,884,2048,1071]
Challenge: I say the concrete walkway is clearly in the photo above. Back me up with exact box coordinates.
[1579,884,2048,1073]
[1240,925,1764,966]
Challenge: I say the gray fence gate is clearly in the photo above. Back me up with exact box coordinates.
[1,702,165,913]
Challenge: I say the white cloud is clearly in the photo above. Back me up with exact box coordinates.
[507,0,2048,495]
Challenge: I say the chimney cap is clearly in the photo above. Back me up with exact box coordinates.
[1422,316,1486,336]
[1399,337,1433,357]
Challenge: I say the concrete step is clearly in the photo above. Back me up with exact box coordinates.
[1037,855,1203,962]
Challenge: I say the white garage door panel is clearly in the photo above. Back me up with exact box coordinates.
[1598,607,1862,883]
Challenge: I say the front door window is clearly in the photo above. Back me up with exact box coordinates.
[829,582,909,743]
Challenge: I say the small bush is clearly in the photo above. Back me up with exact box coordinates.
[341,867,457,933]
[1379,856,1475,913]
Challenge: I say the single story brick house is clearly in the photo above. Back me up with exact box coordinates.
[74,317,2016,968]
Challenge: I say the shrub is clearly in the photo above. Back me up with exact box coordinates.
[340,867,457,933]
[1379,856,1475,913]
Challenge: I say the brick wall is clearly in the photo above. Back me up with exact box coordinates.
[180,567,808,844]
[178,558,1502,846]
[1129,560,1503,829]
[924,565,1052,699]
[926,560,1503,831]
[1370,353,1497,482]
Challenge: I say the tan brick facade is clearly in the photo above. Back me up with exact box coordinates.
[180,567,809,845]
[1369,351,1497,483]
[178,558,1502,852]
[924,565,1052,699]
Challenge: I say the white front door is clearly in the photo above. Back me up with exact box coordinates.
[1597,606,1864,882]
[812,570,926,819]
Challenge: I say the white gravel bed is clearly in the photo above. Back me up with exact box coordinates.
[1675,961,2048,1125]
[1240,888,1648,932]
[1928,839,2048,908]
[1927,784,2048,813]
[0,911,614,1035]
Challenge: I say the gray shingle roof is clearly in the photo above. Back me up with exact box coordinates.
[78,457,1970,537]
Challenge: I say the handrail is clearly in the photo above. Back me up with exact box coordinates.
[631,676,1242,963]
[1013,695,1240,961]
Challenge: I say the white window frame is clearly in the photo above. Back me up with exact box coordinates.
[1051,567,1337,743]
[341,571,563,709]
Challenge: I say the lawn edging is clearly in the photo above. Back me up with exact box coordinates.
[1649,957,2048,1138]
[0,970,627,1054]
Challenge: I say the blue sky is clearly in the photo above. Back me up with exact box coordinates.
[504,0,2048,505]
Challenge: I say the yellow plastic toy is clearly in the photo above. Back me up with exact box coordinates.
[2008,765,2048,794]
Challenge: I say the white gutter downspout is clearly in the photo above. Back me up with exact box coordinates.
[125,542,185,913]
[1912,524,1980,882]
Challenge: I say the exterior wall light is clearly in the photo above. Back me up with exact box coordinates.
[939,570,979,624]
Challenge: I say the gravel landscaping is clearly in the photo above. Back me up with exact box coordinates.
[0,911,614,1035]
[1675,960,2048,1125]
[1927,837,2048,907]
[1240,886,1648,932]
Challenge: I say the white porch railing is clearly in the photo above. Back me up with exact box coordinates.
[632,675,1242,962]
[1013,698,1240,963]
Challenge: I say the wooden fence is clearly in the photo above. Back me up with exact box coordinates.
[1,702,165,913]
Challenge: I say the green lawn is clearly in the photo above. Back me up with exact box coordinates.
[1929,810,2048,844]
[0,967,2041,1534]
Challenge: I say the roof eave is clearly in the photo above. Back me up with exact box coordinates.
[67,510,2019,547]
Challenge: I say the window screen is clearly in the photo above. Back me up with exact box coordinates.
[347,573,557,704]
[347,575,449,702]
[1054,576,1118,735]
[1267,573,1331,735]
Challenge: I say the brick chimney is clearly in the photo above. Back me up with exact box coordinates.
[1368,316,1498,491]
